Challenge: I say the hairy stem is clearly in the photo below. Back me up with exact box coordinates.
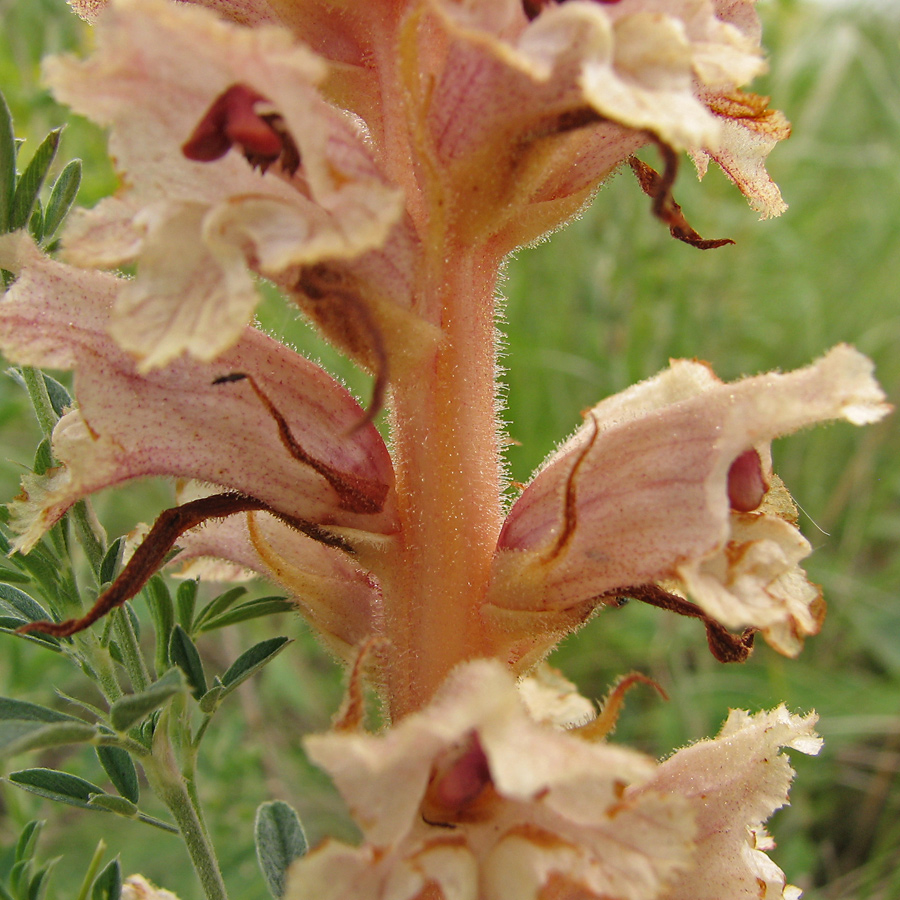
[383,247,505,717]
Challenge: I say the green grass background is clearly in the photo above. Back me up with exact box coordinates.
[0,0,899,897]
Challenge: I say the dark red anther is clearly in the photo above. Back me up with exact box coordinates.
[182,83,301,176]
[727,449,768,513]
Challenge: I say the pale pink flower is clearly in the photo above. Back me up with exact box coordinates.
[285,659,820,900]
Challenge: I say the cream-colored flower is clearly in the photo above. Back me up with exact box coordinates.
[287,659,820,900]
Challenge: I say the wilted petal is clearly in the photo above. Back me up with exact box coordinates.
[489,346,889,656]
[632,705,821,900]
[48,0,404,369]
[425,0,783,241]
[0,234,397,547]
[692,90,792,219]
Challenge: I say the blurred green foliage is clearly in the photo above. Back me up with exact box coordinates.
[0,0,898,898]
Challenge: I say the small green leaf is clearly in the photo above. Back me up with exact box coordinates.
[14,819,43,863]
[33,438,53,476]
[0,584,52,623]
[99,538,125,587]
[43,158,81,240]
[169,625,206,700]
[27,859,57,900]
[0,621,62,652]
[109,668,186,732]
[221,637,291,695]
[175,579,198,632]
[28,200,44,244]
[96,746,139,804]
[41,372,72,418]
[0,90,15,233]
[11,859,31,898]
[0,698,77,723]
[87,794,137,817]
[145,575,174,671]
[199,596,292,632]
[198,682,225,714]
[91,859,122,900]
[255,801,308,900]
[194,585,248,631]
[0,719,96,757]
[9,129,61,232]
[8,768,104,809]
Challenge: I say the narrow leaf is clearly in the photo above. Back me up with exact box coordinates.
[0,584,52,623]
[0,621,62,651]
[8,768,104,809]
[0,91,15,233]
[33,438,52,476]
[28,201,44,244]
[96,746,139,804]
[0,719,96,757]
[99,538,125,588]
[145,575,173,671]
[41,372,72,418]
[221,638,291,695]
[255,801,308,899]
[43,158,82,239]
[91,859,122,900]
[198,682,225,715]
[0,698,77,723]
[169,626,206,700]
[87,794,137,817]
[109,668,185,732]
[175,579,198,633]
[199,596,292,632]
[9,129,61,231]
[15,820,43,863]
[27,859,57,900]
[194,585,248,631]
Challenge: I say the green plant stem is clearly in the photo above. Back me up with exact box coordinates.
[146,711,228,900]
[77,633,124,703]
[20,365,56,437]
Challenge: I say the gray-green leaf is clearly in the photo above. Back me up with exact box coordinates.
[221,638,291,695]
[43,158,81,240]
[255,800,308,899]
[169,625,206,700]
[8,768,104,809]
[0,584,52,623]
[0,90,15,233]
[9,128,61,232]
[109,668,185,732]
[91,859,122,900]
[96,746,139,804]
[199,596,292,632]
[0,719,96,757]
